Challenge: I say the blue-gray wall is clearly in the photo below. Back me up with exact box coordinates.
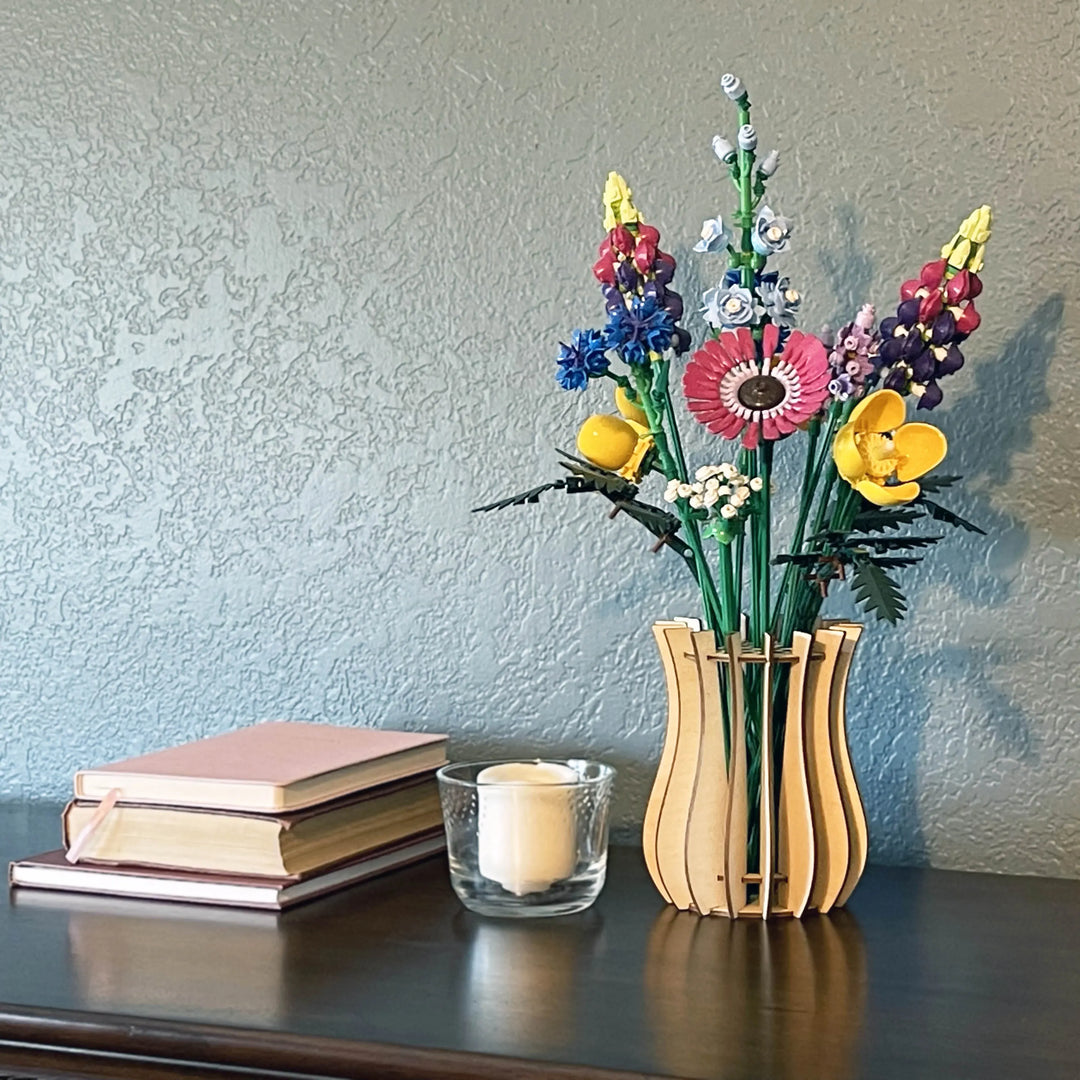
[1,0,1077,876]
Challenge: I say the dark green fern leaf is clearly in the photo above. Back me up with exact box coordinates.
[917,497,987,535]
[848,534,944,553]
[555,450,639,497]
[917,473,963,494]
[472,480,572,512]
[852,556,907,624]
[851,507,924,533]
[612,498,680,535]
[804,529,847,546]
[773,552,827,567]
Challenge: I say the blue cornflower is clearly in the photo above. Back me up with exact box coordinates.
[603,296,675,366]
[556,328,609,390]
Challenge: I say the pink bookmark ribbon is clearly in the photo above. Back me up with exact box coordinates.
[65,789,121,864]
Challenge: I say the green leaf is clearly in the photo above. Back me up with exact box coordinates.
[847,534,944,552]
[871,556,924,569]
[612,499,681,536]
[472,480,572,512]
[917,497,987,535]
[851,507,924,533]
[852,556,908,624]
[772,553,825,567]
[556,450,639,497]
[804,529,847,546]
[917,473,963,494]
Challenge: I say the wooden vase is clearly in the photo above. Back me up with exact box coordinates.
[642,620,867,919]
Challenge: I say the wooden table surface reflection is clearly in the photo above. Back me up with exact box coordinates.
[1,801,1079,1079]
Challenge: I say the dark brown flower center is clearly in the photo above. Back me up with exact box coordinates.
[737,374,787,410]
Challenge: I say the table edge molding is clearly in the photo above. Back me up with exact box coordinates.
[0,1003,672,1080]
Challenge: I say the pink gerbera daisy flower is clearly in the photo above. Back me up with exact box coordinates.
[683,323,830,449]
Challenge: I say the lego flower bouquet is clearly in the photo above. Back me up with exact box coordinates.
[476,75,992,918]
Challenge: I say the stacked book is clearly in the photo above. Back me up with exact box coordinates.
[9,721,449,909]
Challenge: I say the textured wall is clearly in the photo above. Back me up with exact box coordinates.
[0,0,1076,876]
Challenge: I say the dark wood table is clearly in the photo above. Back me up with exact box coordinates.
[1,801,1078,1080]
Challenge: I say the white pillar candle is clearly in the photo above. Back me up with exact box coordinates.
[477,762,578,896]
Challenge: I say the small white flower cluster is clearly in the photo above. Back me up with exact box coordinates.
[663,464,764,519]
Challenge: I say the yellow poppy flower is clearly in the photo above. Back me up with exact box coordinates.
[602,171,642,232]
[832,390,947,506]
[577,410,654,482]
[615,384,648,426]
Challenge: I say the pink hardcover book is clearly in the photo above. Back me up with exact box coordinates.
[73,721,448,812]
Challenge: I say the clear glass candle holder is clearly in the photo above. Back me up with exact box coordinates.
[437,759,615,918]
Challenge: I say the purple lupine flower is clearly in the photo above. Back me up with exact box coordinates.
[601,284,623,315]
[616,261,639,291]
[875,279,968,409]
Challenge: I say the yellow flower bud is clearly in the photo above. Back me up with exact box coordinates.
[940,205,992,273]
[602,172,643,232]
[577,413,638,471]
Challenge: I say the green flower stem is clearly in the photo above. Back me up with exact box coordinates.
[830,484,862,533]
[654,360,690,483]
[796,481,860,629]
[777,406,843,642]
[749,441,773,648]
[809,460,840,536]
[602,370,632,390]
[710,535,739,765]
[734,529,745,627]
[629,363,724,630]
[717,537,738,635]
[736,100,755,292]
[781,397,862,639]
[734,446,753,626]
[771,416,821,641]
[806,396,859,547]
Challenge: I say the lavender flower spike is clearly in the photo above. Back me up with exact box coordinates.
[757,149,780,178]
[854,303,875,331]
[712,134,736,163]
[720,73,744,101]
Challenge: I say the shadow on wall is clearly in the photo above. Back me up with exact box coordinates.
[818,204,1064,864]
[940,293,1064,759]
[858,294,1063,864]
[818,202,877,329]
